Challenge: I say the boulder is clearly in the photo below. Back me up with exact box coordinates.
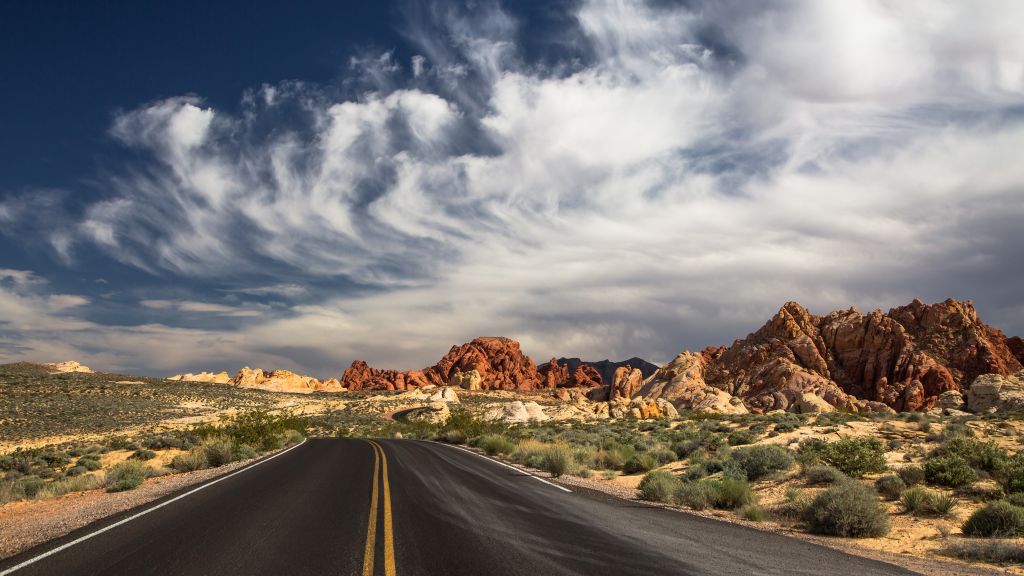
[792,393,835,414]
[448,369,482,390]
[967,371,1024,413]
[610,366,643,400]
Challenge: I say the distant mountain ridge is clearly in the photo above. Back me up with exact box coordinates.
[541,357,659,386]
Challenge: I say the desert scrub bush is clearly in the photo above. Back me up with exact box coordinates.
[924,455,978,488]
[996,454,1024,494]
[942,539,1024,563]
[511,439,548,468]
[540,443,574,478]
[673,480,719,511]
[638,470,680,502]
[897,465,925,486]
[741,504,767,522]
[105,460,150,492]
[773,487,810,521]
[203,438,236,467]
[962,501,1024,537]
[727,429,758,446]
[18,476,44,498]
[440,429,468,445]
[797,438,887,478]
[874,475,906,500]
[938,437,1008,473]
[803,482,890,537]
[478,434,515,456]
[282,429,305,446]
[233,444,257,460]
[170,448,208,472]
[900,486,957,517]
[38,473,103,499]
[129,449,156,461]
[730,445,793,481]
[804,465,848,486]
[623,453,658,474]
[715,477,755,509]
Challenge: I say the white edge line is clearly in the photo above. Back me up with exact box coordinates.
[0,438,309,576]
[428,441,572,493]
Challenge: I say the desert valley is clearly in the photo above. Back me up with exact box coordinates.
[4,298,1024,574]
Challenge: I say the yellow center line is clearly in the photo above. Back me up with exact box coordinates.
[362,441,380,576]
[372,441,397,576]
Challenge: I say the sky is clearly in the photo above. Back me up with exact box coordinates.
[1,0,1023,378]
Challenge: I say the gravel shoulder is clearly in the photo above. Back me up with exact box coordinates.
[0,454,269,561]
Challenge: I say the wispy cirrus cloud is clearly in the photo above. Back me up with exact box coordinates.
[2,0,1024,374]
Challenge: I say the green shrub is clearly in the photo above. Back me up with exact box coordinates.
[478,434,515,456]
[962,501,1024,537]
[1005,493,1024,508]
[129,449,156,461]
[673,480,719,511]
[638,470,680,502]
[233,444,257,460]
[203,438,236,467]
[939,438,1007,472]
[540,444,574,478]
[996,454,1024,494]
[942,540,1024,563]
[716,477,755,509]
[170,448,208,472]
[803,438,887,478]
[741,504,767,521]
[805,465,847,486]
[440,429,468,444]
[924,455,978,488]
[38,474,104,499]
[18,476,44,498]
[901,486,956,517]
[731,445,793,481]
[803,482,890,537]
[105,460,149,492]
[623,453,658,474]
[728,430,758,446]
[897,465,925,486]
[282,429,304,446]
[874,475,906,500]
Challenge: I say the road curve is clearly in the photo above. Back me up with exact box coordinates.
[0,438,915,576]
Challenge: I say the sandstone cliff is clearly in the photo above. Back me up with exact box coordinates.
[641,299,1022,414]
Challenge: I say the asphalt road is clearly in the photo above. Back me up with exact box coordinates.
[0,439,915,576]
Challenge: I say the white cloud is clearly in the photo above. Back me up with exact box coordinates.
[7,0,1024,371]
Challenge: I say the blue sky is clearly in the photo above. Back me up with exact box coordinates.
[2,1,1023,377]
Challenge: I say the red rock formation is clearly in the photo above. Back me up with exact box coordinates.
[610,366,643,400]
[1008,336,1024,365]
[571,365,604,388]
[644,298,1021,413]
[537,358,603,388]
[342,337,544,391]
[538,357,569,388]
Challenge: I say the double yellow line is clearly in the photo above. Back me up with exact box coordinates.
[362,440,396,576]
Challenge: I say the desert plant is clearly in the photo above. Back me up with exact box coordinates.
[673,480,719,511]
[170,448,208,472]
[939,438,1007,473]
[962,501,1024,537]
[540,443,574,478]
[233,444,257,460]
[874,475,906,500]
[623,453,658,474]
[803,482,890,537]
[638,470,680,502]
[741,504,767,521]
[797,438,887,478]
[440,429,468,445]
[18,476,44,498]
[478,434,515,456]
[715,477,755,509]
[804,465,848,486]
[728,429,758,446]
[996,454,1024,494]
[942,540,1024,563]
[900,486,929,514]
[105,460,149,492]
[129,449,156,461]
[203,438,236,467]
[924,455,978,488]
[897,465,925,486]
[901,486,957,517]
[731,445,793,481]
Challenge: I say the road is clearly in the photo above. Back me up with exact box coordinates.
[0,439,915,576]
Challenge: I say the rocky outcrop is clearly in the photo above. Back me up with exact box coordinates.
[343,337,614,392]
[1006,336,1024,366]
[610,366,643,400]
[44,361,93,373]
[641,299,1020,414]
[231,367,344,394]
[967,371,1024,413]
[167,371,231,384]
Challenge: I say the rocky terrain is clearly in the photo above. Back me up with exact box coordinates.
[641,298,1023,415]
[166,367,342,394]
